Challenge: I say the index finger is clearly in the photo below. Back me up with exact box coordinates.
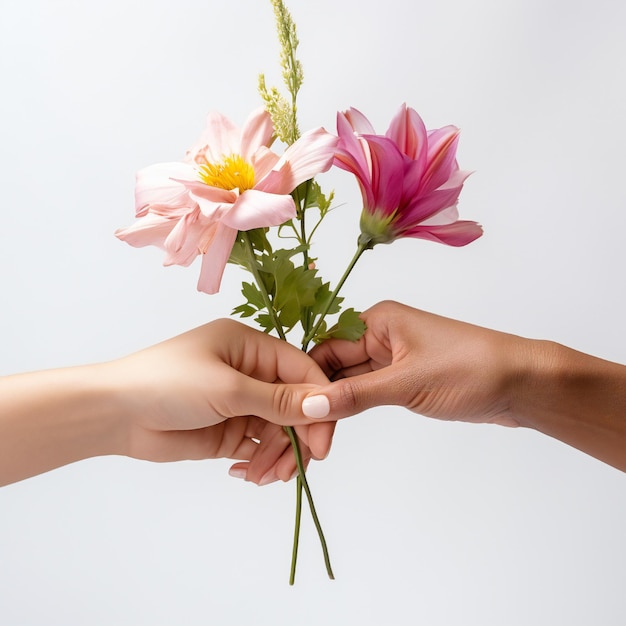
[308,337,373,379]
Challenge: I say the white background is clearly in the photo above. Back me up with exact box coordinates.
[1,0,625,624]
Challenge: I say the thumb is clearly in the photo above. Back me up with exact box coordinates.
[227,374,325,426]
[302,366,407,420]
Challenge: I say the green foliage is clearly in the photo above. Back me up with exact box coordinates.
[312,308,367,344]
[307,182,334,217]
[230,240,368,345]
[228,228,272,268]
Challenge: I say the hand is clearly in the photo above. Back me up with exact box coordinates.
[107,319,335,483]
[0,319,334,486]
[304,300,525,426]
[303,300,626,472]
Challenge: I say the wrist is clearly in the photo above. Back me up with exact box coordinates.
[507,338,626,470]
[507,338,564,429]
[0,364,128,486]
[77,362,130,458]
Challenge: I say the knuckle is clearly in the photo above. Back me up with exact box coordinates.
[272,385,294,421]
[338,379,362,414]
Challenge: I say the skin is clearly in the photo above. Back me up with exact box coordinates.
[0,319,334,488]
[304,301,626,472]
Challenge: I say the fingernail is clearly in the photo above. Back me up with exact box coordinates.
[259,470,278,486]
[302,395,330,419]
[228,468,247,480]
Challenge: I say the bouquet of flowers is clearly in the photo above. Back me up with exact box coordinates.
[116,0,482,584]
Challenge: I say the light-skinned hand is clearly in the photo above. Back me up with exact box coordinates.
[0,319,333,487]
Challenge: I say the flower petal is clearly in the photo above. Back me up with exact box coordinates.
[404,220,483,246]
[221,189,296,230]
[342,107,376,134]
[163,208,208,266]
[186,111,240,165]
[386,103,428,164]
[420,126,460,194]
[115,214,177,250]
[398,181,465,227]
[251,146,281,181]
[135,162,197,216]
[180,179,238,205]
[334,142,374,208]
[361,135,405,215]
[256,128,338,195]
[196,223,238,294]
[420,204,460,226]
[334,110,372,181]
[240,108,274,161]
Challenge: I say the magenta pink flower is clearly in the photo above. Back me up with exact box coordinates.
[334,104,483,248]
[116,108,337,294]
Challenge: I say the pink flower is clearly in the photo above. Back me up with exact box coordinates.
[116,108,337,294]
[334,104,483,248]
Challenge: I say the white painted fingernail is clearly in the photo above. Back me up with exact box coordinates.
[228,468,247,480]
[302,395,330,419]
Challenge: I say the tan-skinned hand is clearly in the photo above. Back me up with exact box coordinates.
[301,301,626,472]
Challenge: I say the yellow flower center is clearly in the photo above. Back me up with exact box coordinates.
[198,154,255,193]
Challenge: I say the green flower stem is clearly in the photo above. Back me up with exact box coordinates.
[241,231,287,341]
[302,241,369,350]
[241,229,333,583]
[289,475,302,585]
[296,180,314,338]
[284,425,335,582]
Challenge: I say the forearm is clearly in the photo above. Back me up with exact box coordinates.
[0,365,125,486]
[513,340,626,471]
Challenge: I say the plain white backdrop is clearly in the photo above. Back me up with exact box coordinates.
[1,0,625,624]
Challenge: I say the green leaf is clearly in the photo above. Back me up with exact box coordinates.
[306,181,334,217]
[232,303,256,318]
[312,308,366,344]
[278,298,301,329]
[228,229,272,270]
[241,282,265,310]
[247,227,272,254]
[228,237,249,268]
[274,244,309,261]
[255,313,276,334]
[309,282,343,318]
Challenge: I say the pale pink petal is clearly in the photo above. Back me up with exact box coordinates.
[179,179,237,219]
[191,111,241,164]
[180,179,238,205]
[115,214,177,250]
[163,209,207,266]
[251,146,281,180]
[196,223,238,294]
[221,189,296,230]
[255,128,338,195]
[135,162,197,216]
[240,108,274,161]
